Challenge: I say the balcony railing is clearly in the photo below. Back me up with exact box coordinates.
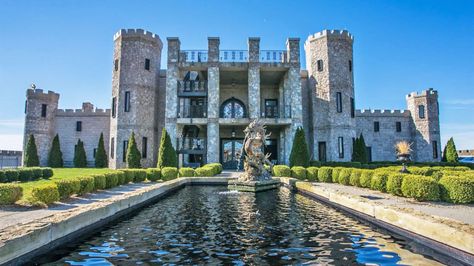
[178,80,207,93]
[261,104,292,118]
[182,50,208,62]
[220,50,248,62]
[178,137,206,151]
[260,50,287,63]
[178,104,207,118]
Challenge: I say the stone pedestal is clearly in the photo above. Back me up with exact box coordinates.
[227,179,280,192]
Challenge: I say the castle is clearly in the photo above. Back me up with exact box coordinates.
[23,29,441,169]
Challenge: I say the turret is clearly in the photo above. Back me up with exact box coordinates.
[109,29,163,169]
[305,30,356,161]
[23,85,59,166]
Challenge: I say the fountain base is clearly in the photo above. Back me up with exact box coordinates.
[227,179,280,192]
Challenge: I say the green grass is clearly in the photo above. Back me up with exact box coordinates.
[18,168,115,205]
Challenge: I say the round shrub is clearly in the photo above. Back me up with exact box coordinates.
[41,168,54,178]
[179,167,195,177]
[146,168,161,181]
[162,167,178,181]
[331,167,343,183]
[55,179,81,200]
[370,170,390,192]
[0,184,22,204]
[401,175,439,201]
[273,165,291,177]
[92,174,106,190]
[77,176,95,195]
[121,170,134,183]
[0,171,5,183]
[195,167,214,177]
[4,169,19,182]
[105,173,119,188]
[386,173,404,196]
[306,167,319,181]
[18,168,34,182]
[359,170,373,188]
[206,163,223,174]
[291,166,307,180]
[31,184,60,205]
[338,168,352,185]
[439,175,474,203]
[409,167,434,176]
[317,167,332,183]
[30,167,43,179]
[116,172,126,185]
[133,170,147,183]
[349,169,362,187]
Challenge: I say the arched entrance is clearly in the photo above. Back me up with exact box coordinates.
[220,97,246,118]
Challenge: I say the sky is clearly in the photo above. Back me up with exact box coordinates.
[0,0,473,151]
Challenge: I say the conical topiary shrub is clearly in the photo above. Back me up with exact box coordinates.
[444,137,458,163]
[289,127,310,168]
[126,132,141,168]
[352,134,368,163]
[157,128,177,168]
[24,134,40,167]
[73,139,87,168]
[48,134,63,167]
[95,133,108,168]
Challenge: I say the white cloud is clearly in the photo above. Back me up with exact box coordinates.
[0,134,23,151]
[443,99,474,105]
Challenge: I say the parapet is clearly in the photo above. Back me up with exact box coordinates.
[306,29,354,44]
[356,109,410,117]
[26,88,60,99]
[56,108,110,117]
[406,88,438,99]
[114,29,163,47]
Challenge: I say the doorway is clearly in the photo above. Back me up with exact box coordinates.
[221,138,244,170]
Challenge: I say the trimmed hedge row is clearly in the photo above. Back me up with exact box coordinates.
[0,167,53,183]
[309,160,474,170]
[194,163,224,177]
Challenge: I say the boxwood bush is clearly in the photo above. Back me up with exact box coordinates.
[338,168,352,185]
[179,167,195,177]
[317,167,332,183]
[105,172,119,188]
[291,166,307,180]
[0,184,22,204]
[370,170,390,192]
[439,175,474,203]
[77,176,95,195]
[4,169,19,182]
[116,171,126,185]
[195,167,214,177]
[133,169,147,183]
[18,168,34,182]
[273,165,291,177]
[31,184,60,205]
[121,170,135,183]
[41,167,54,178]
[349,169,362,187]
[401,175,439,201]
[146,168,161,181]
[31,167,43,179]
[306,167,318,181]
[162,167,178,181]
[386,173,404,196]
[331,167,343,183]
[92,174,107,190]
[206,163,223,174]
[0,171,5,183]
[55,179,81,200]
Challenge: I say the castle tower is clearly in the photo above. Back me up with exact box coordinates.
[406,89,441,162]
[23,85,59,166]
[109,29,163,169]
[305,30,356,162]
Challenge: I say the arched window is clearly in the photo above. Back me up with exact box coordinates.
[220,97,246,118]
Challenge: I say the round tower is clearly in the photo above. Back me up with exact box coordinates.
[109,29,163,169]
[304,30,356,162]
[23,85,59,166]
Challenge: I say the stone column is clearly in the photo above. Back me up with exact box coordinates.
[207,37,220,163]
[248,37,260,119]
[165,37,180,148]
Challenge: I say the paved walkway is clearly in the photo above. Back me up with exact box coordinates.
[312,182,474,225]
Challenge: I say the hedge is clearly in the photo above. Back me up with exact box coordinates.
[0,184,22,204]
[31,184,60,205]
[105,172,119,189]
[116,171,126,185]
[349,169,362,187]
[0,171,5,183]
[306,167,318,181]
[359,170,373,188]
[179,167,195,177]
[386,173,404,196]
[317,167,332,183]
[439,175,474,203]
[146,168,161,181]
[18,168,34,182]
[338,168,352,185]
[370,170,390,192]
[291,166,307,180]
[133,170,147,183]
[195,167,214,177]
[92,174,107,190]
[0,167,53,183]
[273,165,291,177]
[331,168,343,183]
[162,167,178,181]
[77,176,95,195]
[206,163,223,174]
[3,170,19,182]
[55,179,81,200]
[401,175,439,201]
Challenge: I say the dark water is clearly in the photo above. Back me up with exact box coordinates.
[41,186,443,265]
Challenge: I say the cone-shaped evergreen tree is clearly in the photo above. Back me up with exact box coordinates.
[445,137,459,163]
[24,134,40,167]
[73,139,87,167]
[289,127,310,167]
[157,128,177,168]
[48,134,63,167]
[352,134,368,163]
[95,133,108,168]
[126,132,141,168]
[441,142,448,162]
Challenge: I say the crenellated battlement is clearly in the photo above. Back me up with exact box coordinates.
[306,29,354,44]
[406,88,438,99]
[56,108,110,117]
[113,29,163,46]
[26,88,59,98]
[356,109,410,117]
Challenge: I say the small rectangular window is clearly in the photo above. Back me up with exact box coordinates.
[350,97,355,118]
[418,105,425,119]
[114,59,119,71]
[142,137,148,158]
[318,142,327,162]
[41,104,47,117]
[336,92,342,113]
[338,137,344,158]
[349,60,352,72]
[76,121,82,132]
[123,140,128,162]
[124,91,131,112]
[93,148,97,158]
[432,141,438,159]
[145,58,150,70]
[111,138,115,159]
[396,121,402,132]
[25,100,27,114]
[374,121,380,132]
[112,97,117,118]
[317,59,323,72]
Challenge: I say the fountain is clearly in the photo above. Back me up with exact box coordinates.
[228,120,279,192]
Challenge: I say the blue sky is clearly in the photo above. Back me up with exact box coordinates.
[0,0,473,150]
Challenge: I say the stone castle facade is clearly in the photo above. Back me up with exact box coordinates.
[23,29,441,169]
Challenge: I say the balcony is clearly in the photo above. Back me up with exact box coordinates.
[260,50,287,63]
[178,80,207,96]
[261,104,291,118]
[220,50,248,62]
[177,137,206,154]
[178,104,207,118]
[182,50,208,62]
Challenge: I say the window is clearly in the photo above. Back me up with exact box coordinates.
[142,137,147,159]
[93,148,97,158]
[114,59,119,71]
[317,59,323,72]
[76,121,82,132]
[41,104,47,117]
[432,141,438,159]
[350,97,355,118]
[264,99,278,118]
[338,137,344,158]
[24,100,27,114]
[349,60,352,72]
[318,142,327,162]
[111,138,115,159]
[418,105,425,119]
[145,58,150,70]
[123,140,128,162]
[396,122,401,132]
[374,121,380,132]
[124,91,131,112]
[112,97,117,118]
[221,97,246,118]
[336,92,342,113]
